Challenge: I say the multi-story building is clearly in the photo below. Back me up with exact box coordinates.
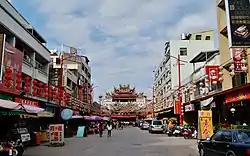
[215,0,250,124]
[50,48,91,112]
[0,1,52,108]
[154,30,215,113]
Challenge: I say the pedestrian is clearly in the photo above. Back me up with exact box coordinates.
[107,122,112,137]
[99,122,104,137]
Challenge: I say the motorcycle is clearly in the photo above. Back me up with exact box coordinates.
[0,139,24,156]
[183,129,193,139]
[167,127,175,136]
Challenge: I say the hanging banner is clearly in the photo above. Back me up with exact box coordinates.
[0,42,23,95]
[232,48,247,72]
[198,110,213,140]
[174,99,181,114]
[225,0,250,47]
[205,65,220,82]
[0,34,5,82]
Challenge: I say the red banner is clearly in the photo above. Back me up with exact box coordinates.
[205,65,220,82]
[0,42,23,95]
[232,48,246,72]
[15,97,39,107]
[225,91,250,104]
[174,100,181,114]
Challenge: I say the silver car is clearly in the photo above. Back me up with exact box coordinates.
[141,121,150,130]
[148,120,164,133]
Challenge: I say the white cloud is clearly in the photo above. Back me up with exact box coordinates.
[23,0,217,100]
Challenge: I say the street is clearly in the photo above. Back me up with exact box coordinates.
[24,127,198,156]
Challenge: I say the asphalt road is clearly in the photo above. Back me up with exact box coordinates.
[24,127,198,156]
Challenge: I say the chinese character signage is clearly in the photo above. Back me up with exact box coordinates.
[49,124,64,144]
[225,90,250,104]
[0,42,23,95]
[198,110,213,139]
[15,98,39,107]
[225,0,250,47]
[205,65,220,82]
[174,99,181,114]
[232,48,247,72]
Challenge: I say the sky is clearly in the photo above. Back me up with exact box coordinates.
[10,0,217,100]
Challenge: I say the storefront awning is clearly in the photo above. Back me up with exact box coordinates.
[37,111,54,117]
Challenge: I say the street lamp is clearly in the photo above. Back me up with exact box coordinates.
[89,84,98,114]
[166,53,188,127]
[148,86,155,118]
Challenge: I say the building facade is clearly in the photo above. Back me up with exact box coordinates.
[103,84,146,115]
[154,30,215,113]
[50,49,91,112]
[0,1,53,107]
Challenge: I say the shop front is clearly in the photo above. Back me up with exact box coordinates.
[223,85,250,126]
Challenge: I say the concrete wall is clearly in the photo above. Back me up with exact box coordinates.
[170,40,215,89]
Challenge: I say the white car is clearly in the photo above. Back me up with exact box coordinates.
[148,120,164,133]
[141,121,150,130]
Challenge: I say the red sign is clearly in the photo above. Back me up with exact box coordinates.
[0,42,23,95]
[225,91,250,104]
[205,65,220,82]
[232,48,246,72]
[174,100,181,114]
[111,115,136,118]
[15,98,39,107]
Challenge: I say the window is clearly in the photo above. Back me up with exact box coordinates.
[211,131,223,141]
[233,72,247,87]
[195,35,202,40]
[221,131,232,142]
[152,121,162,125]
[35,61,43,70]
[180,48,187,56]
[56,58,60,64]
[205,36,211,40]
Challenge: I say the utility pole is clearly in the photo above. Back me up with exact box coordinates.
[152,86,155,117]
[177,54,183,126]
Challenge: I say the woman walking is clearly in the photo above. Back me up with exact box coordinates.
[107,122,113,137]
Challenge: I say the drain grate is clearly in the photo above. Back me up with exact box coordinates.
[132,143,142,146]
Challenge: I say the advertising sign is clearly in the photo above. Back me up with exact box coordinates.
[225,0,250,47]
[174,99,181,114]
[0,42,23,94]
[205,65,220,82]
[231,48,247,72]
[0,34,5,82]
[49,124,64,144]
[76,126,85,138]
[198,110,213,139]
[15,98,39,107]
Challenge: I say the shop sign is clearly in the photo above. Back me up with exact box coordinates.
[225,0,250,47]
[198,110,213,139]
[184,104,195,112]
[174,99,181,114]
[225,91,250,104]
[61,108,73,120]
[0,34,4,82]
[49,124,64,144]
[232,48,247,72]
[205,65,220,82]
[0,42,23,95]
[15,97,39,107]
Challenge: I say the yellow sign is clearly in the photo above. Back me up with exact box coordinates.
[199,110,213,139]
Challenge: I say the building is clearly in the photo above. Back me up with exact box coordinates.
[214,0,250,125]
[0,1,53,109]
[154,30,215,114]
[49,48,91,112]
[102,84,146,119]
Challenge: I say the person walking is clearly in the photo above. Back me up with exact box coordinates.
[107,122,112,137]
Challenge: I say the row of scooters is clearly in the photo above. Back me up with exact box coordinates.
[0,139,24,156]
[164,125,197,139]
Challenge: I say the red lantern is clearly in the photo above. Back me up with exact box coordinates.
[32,91,37,96]
[16,85,21,91]
[24,87,29,93]
[25,76,31,82]
[32,85,37,90]
[39,82,43,87]
[5,67,12,74]
[32,80,37,85]
[16,72,22,77]
[5,82,10,88]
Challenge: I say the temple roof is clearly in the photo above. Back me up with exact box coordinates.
[105,84,145,98]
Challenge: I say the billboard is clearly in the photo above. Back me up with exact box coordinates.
[0,42,23,95]
[225,0,250,47]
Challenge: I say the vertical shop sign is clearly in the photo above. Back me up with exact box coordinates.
[198,110,213,139]
[232,48,247,72]
[49,124,64,145]
[225,0,250,47]
[205,65,220,82]
[0,34,5,82]
[174,99,181,114]
[0,42,23,94]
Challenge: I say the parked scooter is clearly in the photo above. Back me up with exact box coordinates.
[0,139,24,156]
[183,128,197,139]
